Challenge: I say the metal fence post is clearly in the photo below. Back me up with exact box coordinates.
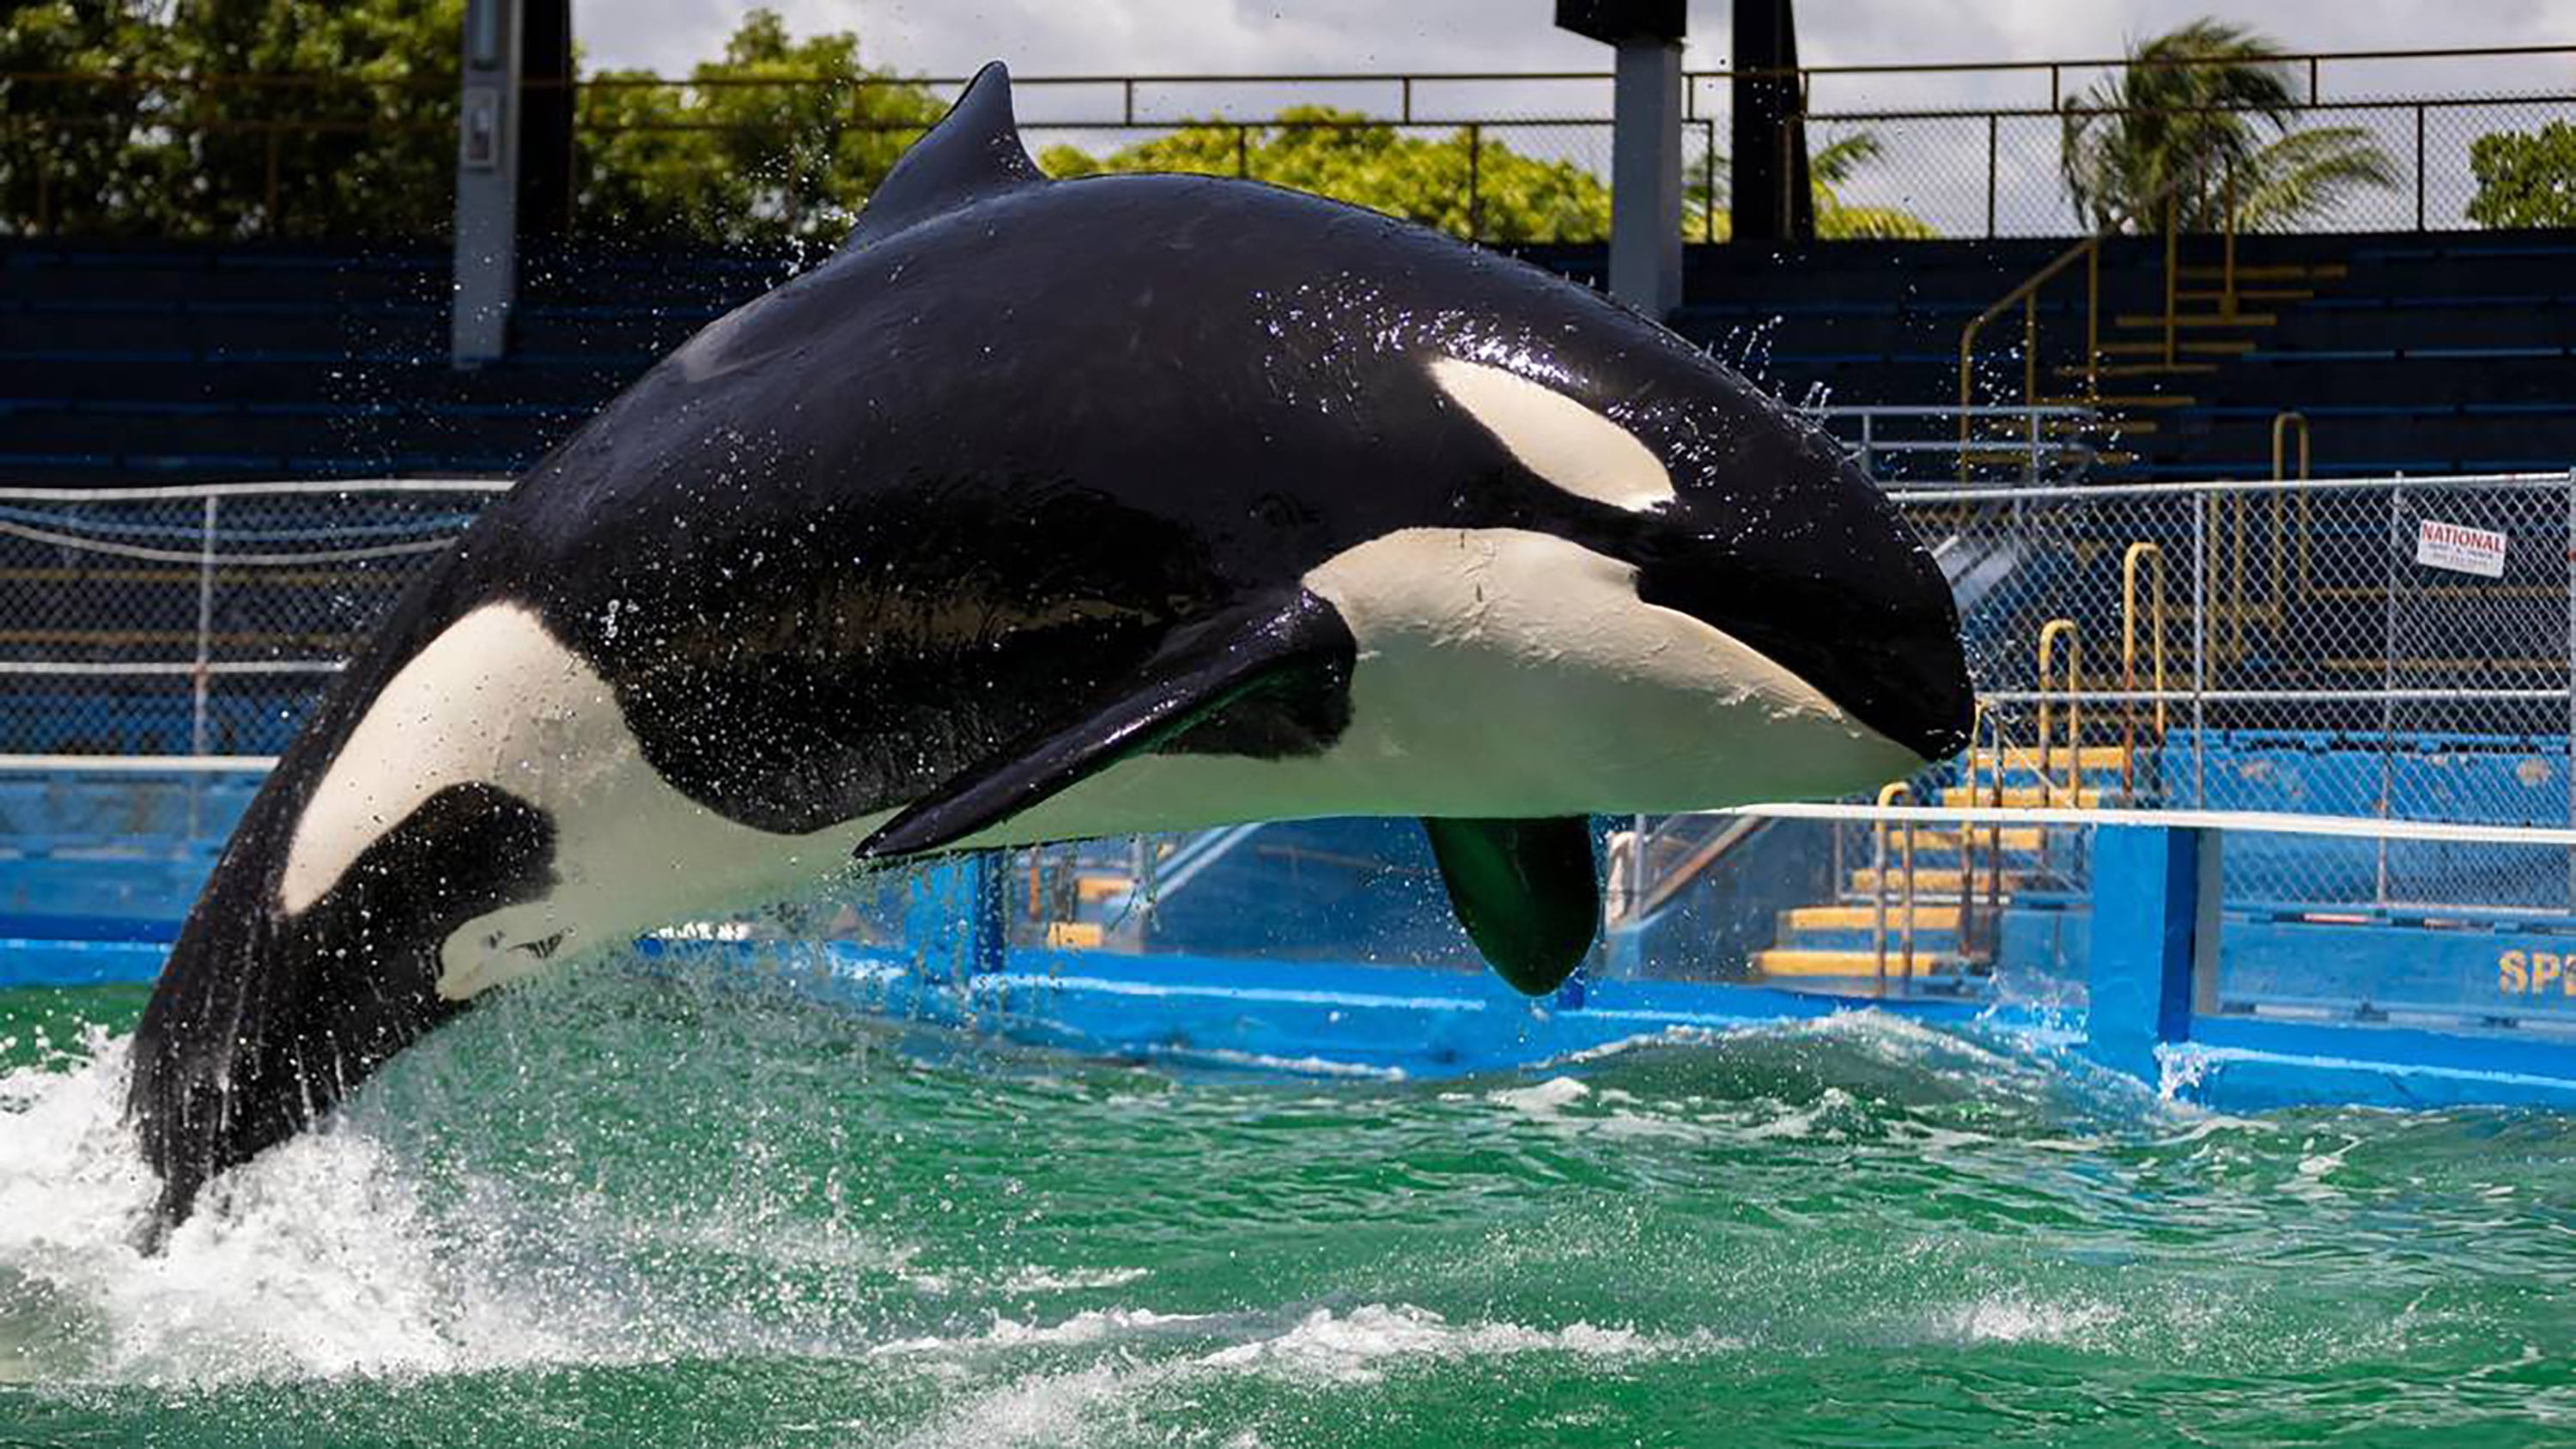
[2379,484,2402,903]
[190,496,217,758]
[1466,121,1482,240]
[1984,113,1997,238]
[2415,103,2427,231]
[2191,492,2207,807]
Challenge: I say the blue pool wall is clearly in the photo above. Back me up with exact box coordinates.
[9,776,2576,1111]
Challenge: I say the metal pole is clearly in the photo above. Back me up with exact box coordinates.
[2379,485,2402,903]
[2415,104,2427,230]
[1704,119,1718,243]
[190,496,216,757]
[2192,493,2207,807]
[1466,123,1481,240]
[452,0,526,365]
[1984,113,1997,238]
[1607,35,1684,315]
[189,496,217,837]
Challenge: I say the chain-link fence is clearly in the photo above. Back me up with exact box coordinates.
[1826,94,2576,239]
[14,471,2576,921]
[15,52,2576,244]
[1891,471,2576,913]
[0,481,504,758]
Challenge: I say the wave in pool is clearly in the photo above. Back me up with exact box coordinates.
[3,962,2573,1446]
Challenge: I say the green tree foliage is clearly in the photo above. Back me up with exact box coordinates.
[1040,108,1613,244]
[2466,120,2576,228]
[1682,130,1935,240]
[2059,17,2397,233]
[5,3,1933,247]
[3,0,461,238]
[577,9,940,246]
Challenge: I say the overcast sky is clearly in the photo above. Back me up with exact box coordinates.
[573,0,2576,99]
[564,1,2576,235]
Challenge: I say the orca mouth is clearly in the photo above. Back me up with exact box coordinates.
[1634,557,1973,768]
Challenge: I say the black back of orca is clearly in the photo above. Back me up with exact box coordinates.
[126,63,1969,1230]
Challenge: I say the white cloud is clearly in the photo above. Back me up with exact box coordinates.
[571,0,2576,93]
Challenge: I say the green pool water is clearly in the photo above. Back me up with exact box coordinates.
[2,964,2572,1447]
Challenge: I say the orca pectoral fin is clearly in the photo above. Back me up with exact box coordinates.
[855,590,1355,861]
[1422,817,1601,995]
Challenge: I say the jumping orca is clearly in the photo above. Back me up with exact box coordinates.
[127,64,1972,1227]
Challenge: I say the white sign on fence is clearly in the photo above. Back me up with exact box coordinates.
[2415,519,2508,578]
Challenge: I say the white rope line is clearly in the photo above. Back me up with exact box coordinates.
[1724,801,2576,849]
[0,660,341,676]
[1978,687,2573,704]
[0,753,276,773]
[0,517,458,565]
[0,757,2568,846]
[0,478,513,502]
[1888,469,2573,506]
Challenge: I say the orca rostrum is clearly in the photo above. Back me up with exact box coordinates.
[127,63,1972,1227]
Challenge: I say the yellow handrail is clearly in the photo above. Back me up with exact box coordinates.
[1958,233,2103,477]
[2120,543,2166,794]
[1872,779,1917,983]
[2036,618,2082,806]
[2277,410,2314,598]
[1956,170,2237,479]
[1959,701,2012,961]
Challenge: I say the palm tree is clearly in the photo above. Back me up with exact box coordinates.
[2060,17,2397,233]
[1684,129,1935,240]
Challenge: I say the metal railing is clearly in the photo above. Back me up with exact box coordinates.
[8,42,2576,241]
[1809,405,2101,484]
[1955,168,2239,477]
[2119,541,2167,795]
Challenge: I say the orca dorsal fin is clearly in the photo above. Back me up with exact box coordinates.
[840,61,1043,253]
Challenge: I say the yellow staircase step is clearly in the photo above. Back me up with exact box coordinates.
[1075,874,1133,903]
[1971,744,2132,772]
[1784,904,1964,932]
[1045,921,1105,948]
[2178,262,2345,281]
[2111,311,2279,329]
[1755,947,1957,977]
[1847,866,2026,894]
[2175,287,2314,303]
[2100,338,2254,356]
[1939,784,2101,807]
[1902,826,2046,854]
[2037,393,2196,409]
[2057,362,2221,378]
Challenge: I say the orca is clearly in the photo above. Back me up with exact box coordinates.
[126,63,1972,1228]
